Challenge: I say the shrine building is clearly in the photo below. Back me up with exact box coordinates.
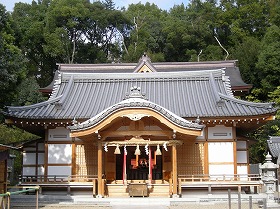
[3,54,277,197]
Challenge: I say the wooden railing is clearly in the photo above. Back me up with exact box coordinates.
[178,174,261,182]
[178,174,262,196]
[19,175,98,196]
[20,175,97,184]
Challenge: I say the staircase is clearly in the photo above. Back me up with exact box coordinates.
[106,181,129,197]
[106,180,171,197]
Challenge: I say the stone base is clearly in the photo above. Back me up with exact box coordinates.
[267,203,280,209]
[172,194,180,198]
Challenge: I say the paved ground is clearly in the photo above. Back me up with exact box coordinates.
[3,192,279,209]
[9,204,261,209]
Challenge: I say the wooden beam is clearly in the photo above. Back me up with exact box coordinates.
[101,130,173,139]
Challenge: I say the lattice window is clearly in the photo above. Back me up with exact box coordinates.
[177,143,205,175]
[75,143,98,176]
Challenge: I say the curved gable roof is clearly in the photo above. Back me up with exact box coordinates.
[69,92,204,137]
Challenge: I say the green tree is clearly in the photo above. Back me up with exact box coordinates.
[123,2,167,62]
[256,25,280,100]
[44,0,90,64]
[231,37,261,85]
[0,4,26,110]
[12,76,47,106]
[12,0,55,87]
[162,1,226,62]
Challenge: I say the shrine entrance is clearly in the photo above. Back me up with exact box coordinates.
[116,146,162,181]
[69,87,204,197]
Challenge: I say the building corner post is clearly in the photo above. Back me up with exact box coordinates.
[97,135,103,198]
[172,144,178,197]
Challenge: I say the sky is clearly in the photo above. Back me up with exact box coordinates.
[1,0,190,12]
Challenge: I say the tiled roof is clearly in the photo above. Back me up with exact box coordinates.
[69,92,204,131]
[4,69,276,120]
[267,136,280,158]
[56,60,250,90]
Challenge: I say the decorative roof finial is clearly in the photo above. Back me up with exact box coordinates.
[139,52,151,62]
[124,86,147,100]
[195,116,201,124]
[72,117,77,125]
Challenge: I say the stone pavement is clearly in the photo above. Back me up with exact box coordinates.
[6,192,280,209]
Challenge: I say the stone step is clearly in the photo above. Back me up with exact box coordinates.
[106,183,170,197]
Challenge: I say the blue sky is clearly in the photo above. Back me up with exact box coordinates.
[1,0,190,12]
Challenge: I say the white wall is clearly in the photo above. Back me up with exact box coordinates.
[209,165,235,180]
[208,125,233,140]
[48,127,71,141]
[22,167,36,176]
[38,166,45,175]
[48,166,71,176]
[23,153,36,165]
[48,144,72,164]
[208,142,234,162]
[208,142,234,178]
[38,153,44,164]
[237,165,248,175]
[237,141,247,149]
[237,151,247,163]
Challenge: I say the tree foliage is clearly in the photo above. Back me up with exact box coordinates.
[0,4,26,109]
[0,0,280,163]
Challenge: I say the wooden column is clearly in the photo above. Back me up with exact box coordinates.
[232,126,237,175]
[44,130,48,181]
[97,140,103,197]
[71,138,76,176]
[204,127,209,175]
[172,144,178,196]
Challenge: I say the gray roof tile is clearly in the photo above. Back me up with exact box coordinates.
[4,69,276,120]
[268,136,280,158]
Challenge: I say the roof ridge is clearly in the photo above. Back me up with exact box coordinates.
[61,69,225,80]
[56,75,74,106]
[218,93,276,108]
[7,95,63,111]
[49,71,62,99]
[209,73,221,103]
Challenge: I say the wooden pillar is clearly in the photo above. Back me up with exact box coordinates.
[233,126,237,175]
[44,130,48,181]
[204,127,209,175]
[172,144,178,196]
[71,138,76,176]
[97,140,103,197]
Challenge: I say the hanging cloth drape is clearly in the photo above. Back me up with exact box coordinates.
[149,147,152,182]
[122,147,127,184]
